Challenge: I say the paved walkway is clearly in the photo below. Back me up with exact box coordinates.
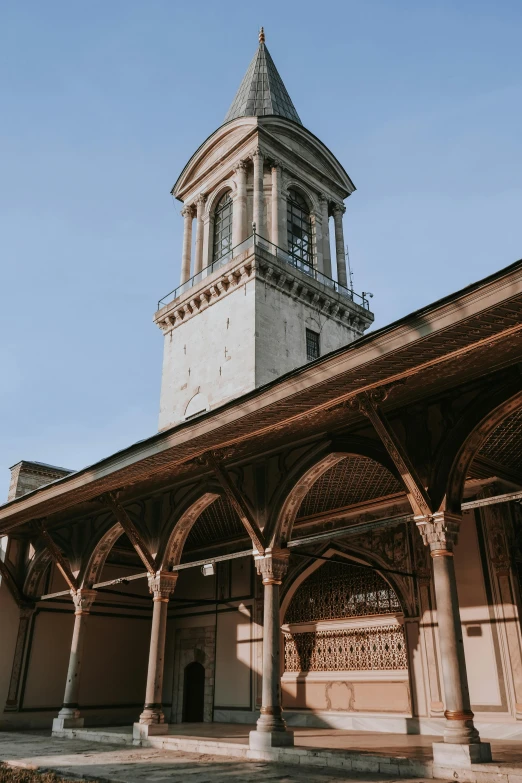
[0,731,430,783]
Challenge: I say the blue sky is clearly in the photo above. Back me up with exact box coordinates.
[1,0,521,494]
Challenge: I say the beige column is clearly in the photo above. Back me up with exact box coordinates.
[320,195,332,277]
[194,195,206,275]
[52,589,97,732]
[271,162,282,248]
[249,549,294,750]
[333,204,348,288]
[233,161,248,247]
[252,149,265,239]
[416,512,491,763]
[134,571,178,739]
[180,205,194,285]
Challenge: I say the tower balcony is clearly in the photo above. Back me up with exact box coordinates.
[155,233,374,334]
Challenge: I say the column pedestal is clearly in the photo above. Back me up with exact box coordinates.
[133,571,177,741]
[249,549,294,750]
[52,589,96,733]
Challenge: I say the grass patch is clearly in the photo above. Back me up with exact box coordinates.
[0,765,98,783]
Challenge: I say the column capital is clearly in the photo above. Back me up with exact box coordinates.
[415,511,462,553]
[196,194,206,209]
[254,548,290,585]
[181,204,195,219]
[319,192,329,204]
[233,159,248,174]
[71,588,97,615]
[147,571,178,601]
[333,202,346,216]
[270,159,283,171]
[251,147,264,162]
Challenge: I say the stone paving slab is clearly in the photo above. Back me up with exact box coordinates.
[0,732,431,783]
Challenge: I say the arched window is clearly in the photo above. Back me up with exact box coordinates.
[213,192,233,263]
[287,189,313,266]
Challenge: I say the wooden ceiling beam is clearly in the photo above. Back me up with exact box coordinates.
[102,494,156,575]
[38,523,78,593]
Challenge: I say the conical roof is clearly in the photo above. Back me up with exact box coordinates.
[224,29,302,126]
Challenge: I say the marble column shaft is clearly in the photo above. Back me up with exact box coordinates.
[139,572,178,725]
[252,149,265,239]
[194,196,206,275]
[58,589,97,720]
[271,163,281,248]
[233,161,248,247]
[416,513,480,745]
[252,550,293,744]
[333,204,348,288]
[320,196,332,278]
[180,205,194,285]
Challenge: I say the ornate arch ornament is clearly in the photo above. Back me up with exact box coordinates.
[205,180,237,217]
[23,548,52,599]
[79,521,124,589]
[280,547,412,621]
[282,180,318,212]
[158,491,221,570]
[269,437,404,548]
[443,388,522,513]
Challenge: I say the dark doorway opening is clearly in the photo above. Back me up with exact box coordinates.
[182,661,205,722]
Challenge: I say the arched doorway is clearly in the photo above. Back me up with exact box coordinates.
[182,661,205,722]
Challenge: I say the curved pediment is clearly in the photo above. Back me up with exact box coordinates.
[259,116,355,195]
[172,118,257,199]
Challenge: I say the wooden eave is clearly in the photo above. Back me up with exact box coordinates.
[1,259,521,534]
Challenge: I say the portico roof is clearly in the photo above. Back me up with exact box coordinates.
[1,259,521,532]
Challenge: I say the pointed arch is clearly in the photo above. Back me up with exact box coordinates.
[158,491,221,570]
[443,388,522,512]
[79,522,124,588]
[23,548,52,599]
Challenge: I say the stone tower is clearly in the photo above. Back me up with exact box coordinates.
[155,29,374,430]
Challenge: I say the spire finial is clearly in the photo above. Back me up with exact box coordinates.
[259,26,265,44]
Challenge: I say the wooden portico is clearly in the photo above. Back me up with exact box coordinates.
[1,259,522,771]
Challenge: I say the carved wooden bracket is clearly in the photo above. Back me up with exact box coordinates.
[207,454,266,554]
[349,390,433,518]
[0,557,27,607]
[37,522,78,593]
[102,494,157,575]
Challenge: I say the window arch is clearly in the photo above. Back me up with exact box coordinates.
[287,189,313,266]
[213,192,233,263]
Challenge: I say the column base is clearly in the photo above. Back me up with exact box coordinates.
[133,722,170,740]
[249,729,294,750]
[433,742,492,767]
[52,716,84,732]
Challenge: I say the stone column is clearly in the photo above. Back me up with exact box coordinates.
[233,161,247,247]
[133,571,178,739]
[415,512,492,765]
[194,195,206,276]
[52,589,97,732]
[320,195,332,278]
[270,162,281,248]
[249,549,294,750]
[180,205,194,285]
[252,149,265,239]
[333,204,348,288]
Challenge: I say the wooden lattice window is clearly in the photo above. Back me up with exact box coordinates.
[285,560,402,624]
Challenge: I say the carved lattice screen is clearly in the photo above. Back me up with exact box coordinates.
[285,560,401,624]
[284,625,408,672]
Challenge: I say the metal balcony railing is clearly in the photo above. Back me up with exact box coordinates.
[157,231,372,310]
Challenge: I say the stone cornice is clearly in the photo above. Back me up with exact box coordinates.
[154,245,373,335]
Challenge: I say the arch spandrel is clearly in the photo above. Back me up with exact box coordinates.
[270,439,406,548]
[158,491,221,570]
[443,390,522,513]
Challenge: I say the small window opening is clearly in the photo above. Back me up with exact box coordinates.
[306,328,320,361]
